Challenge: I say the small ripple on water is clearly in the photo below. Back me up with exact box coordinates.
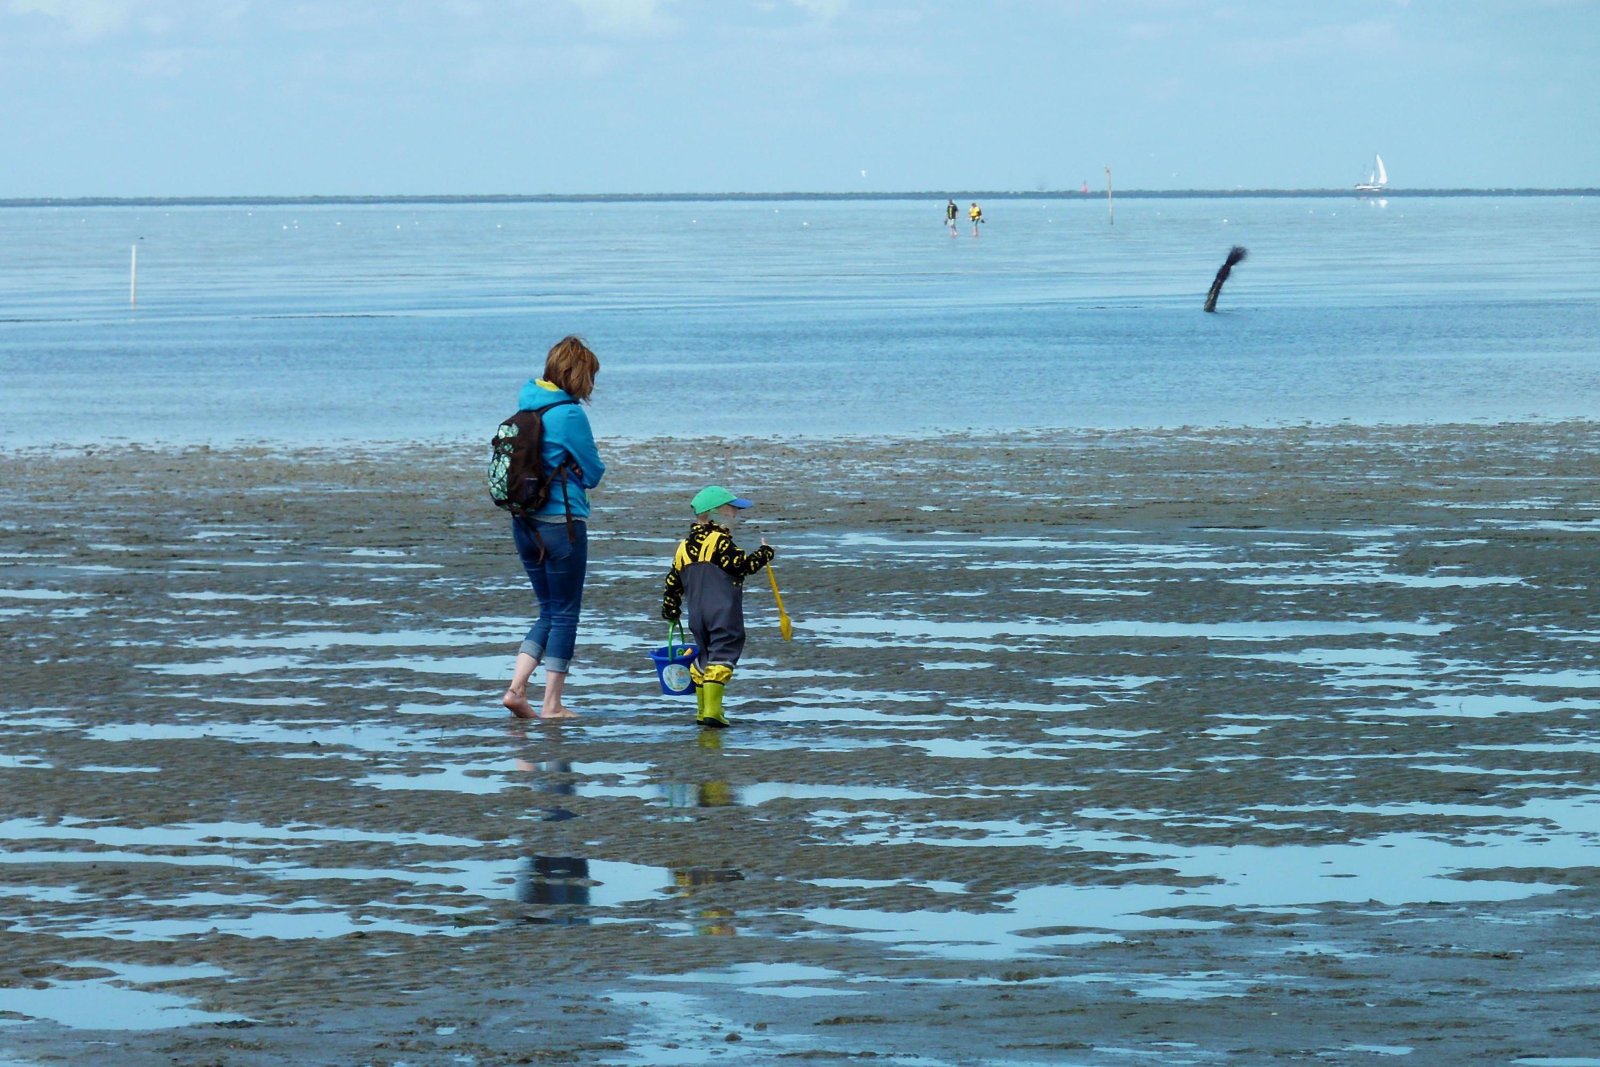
[647,962,862,999]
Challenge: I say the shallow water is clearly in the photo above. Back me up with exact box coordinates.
[0,961,241,1031]
[2,197,1598,446]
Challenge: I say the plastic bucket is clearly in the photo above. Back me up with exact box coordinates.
[650,627,698,697]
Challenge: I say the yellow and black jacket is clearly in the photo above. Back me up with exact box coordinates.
[661,522,775,621]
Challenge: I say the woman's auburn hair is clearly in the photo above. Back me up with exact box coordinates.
[543,335,599,400]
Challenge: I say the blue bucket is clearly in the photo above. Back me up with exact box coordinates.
[650,625,698,697]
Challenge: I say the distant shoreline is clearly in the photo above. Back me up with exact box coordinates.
[2,187,1596,209]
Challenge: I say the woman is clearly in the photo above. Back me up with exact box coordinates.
[502,336,605,722]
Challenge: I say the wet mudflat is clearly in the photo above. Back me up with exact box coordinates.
[1,424,1598,1065]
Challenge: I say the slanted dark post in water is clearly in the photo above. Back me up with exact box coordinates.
[1105,165,1114,226]
[1204,246,1248,313]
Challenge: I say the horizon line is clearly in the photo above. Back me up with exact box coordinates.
[2,186,1598,209]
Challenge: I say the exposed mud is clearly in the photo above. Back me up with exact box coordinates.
[2,423,1598,1064]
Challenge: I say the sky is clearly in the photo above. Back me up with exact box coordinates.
[3,0,1596,197]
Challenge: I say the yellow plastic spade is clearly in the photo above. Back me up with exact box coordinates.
[766,564,793,640]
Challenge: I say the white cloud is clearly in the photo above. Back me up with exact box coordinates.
[1227,18,1402,63]
[6,0,249,42]
[278,2,382,33]
[459,42,621,83]
[570,0,671,35]
[789,0,847,21]
[7,0,132,40]
[127,47,188,78]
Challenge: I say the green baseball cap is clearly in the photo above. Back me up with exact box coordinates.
[691,485,753,515]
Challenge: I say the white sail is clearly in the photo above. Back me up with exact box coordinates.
[1355,154,1388,193]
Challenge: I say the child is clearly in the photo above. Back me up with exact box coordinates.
[661,485,776,728]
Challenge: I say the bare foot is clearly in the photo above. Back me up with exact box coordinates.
[540,705,579,721]
[503,689,538,720]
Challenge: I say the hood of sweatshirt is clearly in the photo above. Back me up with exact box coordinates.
[518,378,576,411]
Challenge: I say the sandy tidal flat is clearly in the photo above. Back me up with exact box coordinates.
[1,424,1599,1064]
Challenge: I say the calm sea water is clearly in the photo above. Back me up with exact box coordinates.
[1,196,1596,446]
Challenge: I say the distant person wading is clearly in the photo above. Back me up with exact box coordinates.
[501,336,606,722]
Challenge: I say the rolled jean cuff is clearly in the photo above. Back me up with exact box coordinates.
[542,654,571,674]
[519,640,544,661]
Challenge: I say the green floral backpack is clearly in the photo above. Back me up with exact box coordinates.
[487,400,579,517]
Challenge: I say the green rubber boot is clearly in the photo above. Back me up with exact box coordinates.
[698,681,729,729]
[694,683,706,721]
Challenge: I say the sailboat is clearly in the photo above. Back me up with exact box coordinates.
[1355,154,1388,194]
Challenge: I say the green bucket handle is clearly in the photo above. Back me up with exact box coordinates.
[666,621,691,658]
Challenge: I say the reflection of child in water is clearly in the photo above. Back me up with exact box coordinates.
[661,485,774,729]
[674,867,742,936]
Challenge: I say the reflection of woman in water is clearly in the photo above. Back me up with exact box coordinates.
[517,758,590,920]
[520,855,591,909]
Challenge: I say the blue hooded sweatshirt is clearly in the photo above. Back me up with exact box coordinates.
[516,379,605,522]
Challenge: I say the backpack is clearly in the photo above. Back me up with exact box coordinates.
[487,400,580,517]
